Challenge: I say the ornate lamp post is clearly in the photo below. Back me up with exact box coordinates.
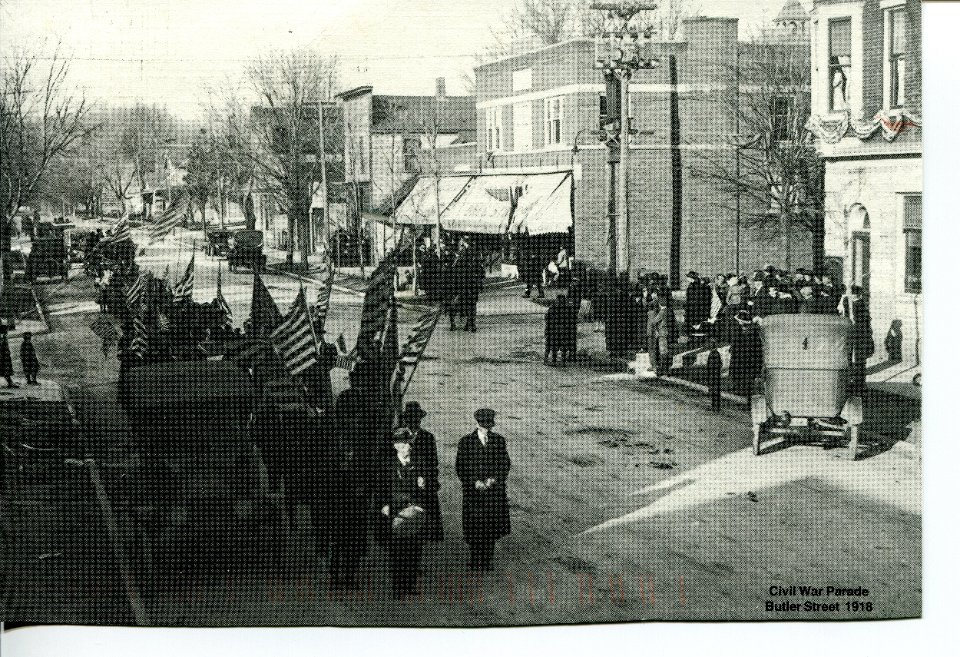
[592,2,659,278]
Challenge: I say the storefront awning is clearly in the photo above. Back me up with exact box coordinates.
[392,176,472,226]
[392,171,572,236]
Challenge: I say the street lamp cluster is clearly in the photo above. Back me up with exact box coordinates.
[591,2,659,278]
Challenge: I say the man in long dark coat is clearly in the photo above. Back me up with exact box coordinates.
[844,286,874,395]
[399,401,443,541]
[455,408,511,571]
[730,310,763,397]
[685,271,711,338]
[455,241,485,333]
[0,323,16,388]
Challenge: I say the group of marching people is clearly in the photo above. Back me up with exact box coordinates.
[274,357,512,599]
[417,237,486,332]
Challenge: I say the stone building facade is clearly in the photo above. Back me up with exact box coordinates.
[809,0,922,367]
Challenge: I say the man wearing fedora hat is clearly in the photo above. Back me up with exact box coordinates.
[398,401,443,541]
[455,408,511,571]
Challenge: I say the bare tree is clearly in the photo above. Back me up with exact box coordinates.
[244,50,339,270]
[688,39,824,271]
[1,47,90,290]
[484,0,698,59]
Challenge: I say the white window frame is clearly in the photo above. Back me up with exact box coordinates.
[512,101,533,152]
[544,96,563,146]
[883,2,908,110]
[811,3,864,118]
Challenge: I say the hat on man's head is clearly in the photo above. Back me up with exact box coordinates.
[474,408,496,424]
[401,401,427,422]
[734,309,753,324]
[686,270,699,280]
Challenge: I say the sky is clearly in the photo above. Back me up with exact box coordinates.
[1,0,806,120]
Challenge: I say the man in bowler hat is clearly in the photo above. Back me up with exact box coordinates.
[455,408,511,571]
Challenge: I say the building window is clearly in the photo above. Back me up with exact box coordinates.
[887,6,907,108]
[771,95,793,142]
[512,68,532,92]
[599,94,607,131]
[544,97,562,145]
[512,101,532,151]
[828,18,852,111]
[402,137,419,173]
[486,106,503,151]
[904,194,921,293]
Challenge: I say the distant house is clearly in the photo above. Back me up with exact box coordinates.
[808,0,922,368]
[336,80,475,262]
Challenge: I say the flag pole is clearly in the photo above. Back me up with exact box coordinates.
[303,282,321,353]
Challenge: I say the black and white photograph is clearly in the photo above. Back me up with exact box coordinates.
[0,0,931,639]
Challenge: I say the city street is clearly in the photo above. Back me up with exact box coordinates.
[3,226,921,626]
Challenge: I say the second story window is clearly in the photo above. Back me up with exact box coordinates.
[888,6,907,108]
[771,95,793,142]
[402,137,419,173]
[486,106,503,151]
[828,18,851,111]
[544,97,562,145]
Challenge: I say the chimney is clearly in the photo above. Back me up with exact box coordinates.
[436,77,446,100]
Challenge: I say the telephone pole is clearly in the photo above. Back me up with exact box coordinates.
[592,2,659,278]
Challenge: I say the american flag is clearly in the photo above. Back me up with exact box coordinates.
[354,253,395,361]
[100,218,130,246]
[172,253,195,303]
[213,263,233,325]
[125,272,147,309]
[270,287,319,376]
[312,255,334,331]
[156,312,171,332]
[333,333,355,370]
[129,313,149,359]
[149,197,187,242]
[392,306,441,399]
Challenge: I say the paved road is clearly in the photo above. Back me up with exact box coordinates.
[6,235,922,626]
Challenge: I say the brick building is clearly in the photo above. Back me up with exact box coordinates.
[462,13,814,280]
[807,0,922,368]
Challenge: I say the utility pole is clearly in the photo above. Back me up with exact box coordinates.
[592,2,659,279]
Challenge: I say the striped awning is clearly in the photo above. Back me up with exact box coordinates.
[392,171,572,236]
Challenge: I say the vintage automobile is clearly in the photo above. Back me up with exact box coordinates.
[1,378,85,491]
[750,314,863,460]
[227,229,266,273]
[120,362,273,574]
[205,229,233,258]
[25,222,72,283]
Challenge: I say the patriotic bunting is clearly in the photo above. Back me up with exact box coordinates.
[270,287,319,376]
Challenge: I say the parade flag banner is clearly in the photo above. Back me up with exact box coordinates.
[251,271,283,334]
[125,272,147,309]
[270,287,319,376]
[148,197,187,241]
[172,253,195,303]
[129,313,148,359]
[312,255,334,331]
[213,263,233,325]
[354,253,395,360]
[393,305,441,401]
[99,217,130,246]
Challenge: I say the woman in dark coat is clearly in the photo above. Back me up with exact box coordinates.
[729,310,763,397]
[455,408,511,571]
[381,428,428,598]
